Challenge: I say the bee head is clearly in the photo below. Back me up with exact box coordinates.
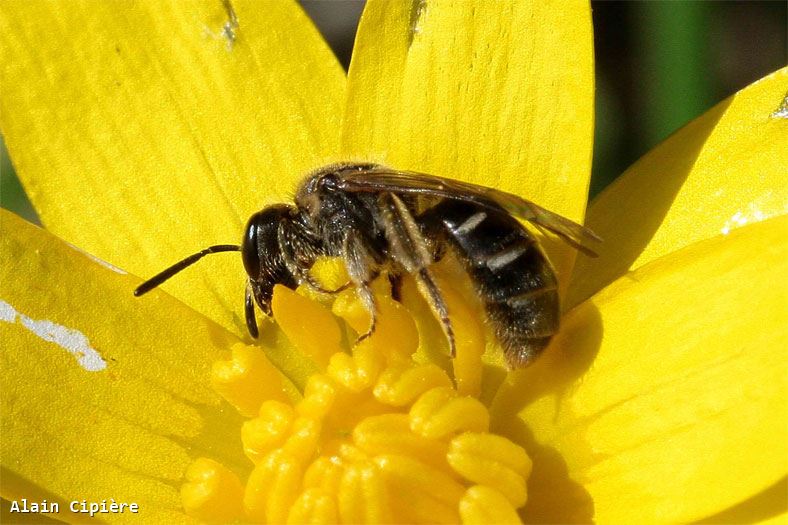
[133,203,301,339]
[242,204,299,319]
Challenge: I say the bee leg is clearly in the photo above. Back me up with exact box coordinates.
[378,192,456,356]
[342,230,380,343]
[415,267,456,357]
[300,272,352,295]
[353,283,378,344]
[388,272,403,302]
[342,231,382,343]
[277,223,351,294]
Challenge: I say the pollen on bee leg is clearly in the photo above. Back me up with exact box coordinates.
[211,343,289,417]
[397,266,486,395]
[181,457,244,523]
[308,256,350,291]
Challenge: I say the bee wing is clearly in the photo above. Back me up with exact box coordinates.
[337,168,602,257]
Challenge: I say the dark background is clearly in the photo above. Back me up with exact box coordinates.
[1,1,786,222]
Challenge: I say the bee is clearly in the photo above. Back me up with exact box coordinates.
[135,163,600,368]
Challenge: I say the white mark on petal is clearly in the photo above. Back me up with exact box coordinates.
[0,301,16,322]
[720,205,768,235]
[204,0,239,51]
[85,254,126,274]
[408,0,428,45]
[62,240,126,274]
[770,91,788,119]
[0,299,107,372]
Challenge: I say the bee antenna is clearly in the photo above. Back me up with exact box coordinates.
[134,244,241,296]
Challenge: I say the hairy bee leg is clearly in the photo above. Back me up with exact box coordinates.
[353,283,378,344]
[416,268,456,357]
[276,222,349,294]
[342,232,382,343]
[278,221,308,280]
[300,274,352,295]
[377,192,458,355]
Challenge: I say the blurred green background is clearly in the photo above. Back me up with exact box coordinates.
[1,1,786,224]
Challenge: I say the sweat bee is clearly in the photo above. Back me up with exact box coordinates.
[135,163,600,368]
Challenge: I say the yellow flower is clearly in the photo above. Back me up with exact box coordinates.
[1,1,786,524]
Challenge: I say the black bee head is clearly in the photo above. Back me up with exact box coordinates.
[242,204,299,320]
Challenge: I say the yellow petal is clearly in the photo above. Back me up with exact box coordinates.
[0,210,264,520]
[698,477,788,524]
[569,67,788,307]
[759,512,788,525]
[0,0,345,336]
[342,0,595,280]
[492,216,788,523]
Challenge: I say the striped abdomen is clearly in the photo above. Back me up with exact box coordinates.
[432,200,559,367]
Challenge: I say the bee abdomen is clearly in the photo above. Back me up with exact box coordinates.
[433,200,560,367]
[485,287,558,367]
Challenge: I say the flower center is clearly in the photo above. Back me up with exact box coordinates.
[180,260,532,523]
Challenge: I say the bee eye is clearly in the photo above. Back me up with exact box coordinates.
[241,215,262,278]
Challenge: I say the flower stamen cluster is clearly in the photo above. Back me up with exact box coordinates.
[181,268,531,524]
